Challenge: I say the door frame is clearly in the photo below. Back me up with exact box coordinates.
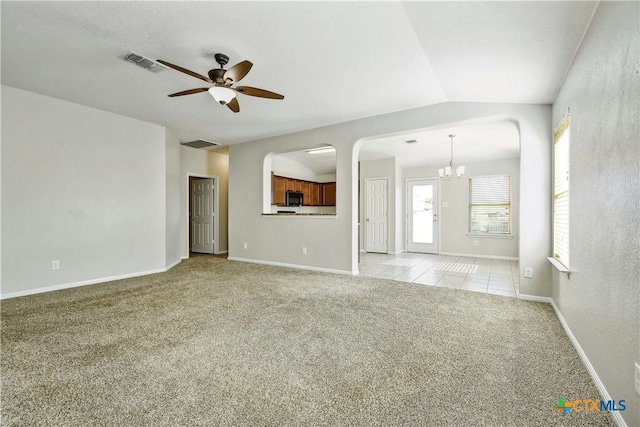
[406,177,440,254]
[187,174,220,256]
[364,177,389,254]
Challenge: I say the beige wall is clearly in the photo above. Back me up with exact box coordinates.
[1,85,171,297]
[551,2,639,426]
[165,130,182,267]
[228,101,551,290]
[180,146,229,257]
[404,157,519,258]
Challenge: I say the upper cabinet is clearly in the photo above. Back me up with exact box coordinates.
[271,173,336,206]
[322,182,336,206]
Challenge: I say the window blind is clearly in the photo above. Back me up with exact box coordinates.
[553,116,570,267]
[469,175,511,234]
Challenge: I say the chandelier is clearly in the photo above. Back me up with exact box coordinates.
[438,134,465,179]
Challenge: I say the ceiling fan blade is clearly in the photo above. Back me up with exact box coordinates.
[223,60,253,84]
[226,97,240,113]
[235,86,284,100]
[157,60,213,83]
[168,88,209,97]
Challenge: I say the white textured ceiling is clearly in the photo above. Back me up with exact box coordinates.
[1,1,597,164]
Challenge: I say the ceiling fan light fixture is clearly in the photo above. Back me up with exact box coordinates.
[208,87,236,105]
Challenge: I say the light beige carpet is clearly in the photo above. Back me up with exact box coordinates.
[1,256,613,426]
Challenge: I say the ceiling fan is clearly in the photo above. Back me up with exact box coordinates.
[157,53,284,113]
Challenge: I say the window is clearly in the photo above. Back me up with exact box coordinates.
[469,175,511,235]
[553,116,570,268]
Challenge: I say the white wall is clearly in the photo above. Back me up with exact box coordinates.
[1,86,170,296]
[180,146,229,257]
[404,158,519,258]
[271,156,318,182]
[229,102,550,292]
[551,3,639,426]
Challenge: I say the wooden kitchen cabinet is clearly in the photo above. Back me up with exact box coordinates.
[272,175,336,206]
[302,181,312,206]
[311,183,321,206]
[273,175,287,206]
[322,182,336,206]
[285,178,303,193]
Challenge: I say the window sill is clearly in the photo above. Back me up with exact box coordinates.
[547,256,570,279]
[467,233,514,239]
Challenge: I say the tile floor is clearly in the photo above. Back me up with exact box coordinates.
[358,252,519,297]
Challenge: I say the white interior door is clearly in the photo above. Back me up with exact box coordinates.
[365,178,388,253]
[191,178,214,254]
[407,179,438,254]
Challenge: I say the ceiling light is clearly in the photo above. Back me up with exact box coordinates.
[306,146,336,155]
[208,87,236,105]
[438,134,465,180]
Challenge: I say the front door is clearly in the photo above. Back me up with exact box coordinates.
[191,178,214,254]
[365,178,388,253]
[407,179,438,253]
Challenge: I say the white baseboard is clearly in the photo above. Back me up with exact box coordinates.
[166,258,182,270]
[183,250,228,260]
[227,257,355,276]
[1,264,178,300]
[439,251,518,261]
[517,294,552,303]
[548,299,627,427]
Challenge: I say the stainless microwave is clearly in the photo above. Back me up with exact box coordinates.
[286,191,303,206]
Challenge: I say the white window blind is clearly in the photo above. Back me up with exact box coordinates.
[553,116,570,268]
[469,175,511,235]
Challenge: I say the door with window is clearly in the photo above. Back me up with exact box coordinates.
[407,179,438,253]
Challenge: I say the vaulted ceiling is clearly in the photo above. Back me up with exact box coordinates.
[2,1,597,158]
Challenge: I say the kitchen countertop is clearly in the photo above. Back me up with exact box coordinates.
[262,213,336,216]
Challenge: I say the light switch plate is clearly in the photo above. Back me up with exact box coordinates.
[635,363,640,395]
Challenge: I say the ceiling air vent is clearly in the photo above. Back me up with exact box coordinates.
[181,139,222,149]
[122,51,165,74]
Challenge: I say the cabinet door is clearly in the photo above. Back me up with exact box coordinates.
[274,176,287,205]
[322,182,336,206]
[312,183,321,206]
[302,181,312,206]
[286,178,297,192]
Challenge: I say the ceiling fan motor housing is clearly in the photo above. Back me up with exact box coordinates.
[208,68,226,84]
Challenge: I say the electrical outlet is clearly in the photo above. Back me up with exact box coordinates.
[635,363,640,395]
[52,260,60,270]
[524,267,533,278]
[243,243,248,249]
[473,240,478,246]
[302,247,307,255]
